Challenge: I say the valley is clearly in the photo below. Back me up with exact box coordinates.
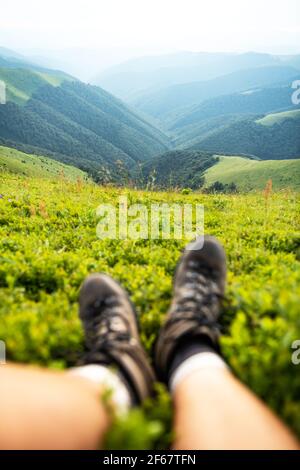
[1,48,300,191]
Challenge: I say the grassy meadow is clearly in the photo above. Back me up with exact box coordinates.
[0,146,87,180]
[0,170,299,448]
[204,156,300,191]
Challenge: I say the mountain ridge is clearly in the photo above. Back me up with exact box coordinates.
[132,65,299,119]
[0,50,171,177]
[94,51,300,100]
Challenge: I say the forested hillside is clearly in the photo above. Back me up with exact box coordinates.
[189,115,300,160]
[139,147,300,191]
[140,150,217,189]
[170,86,296,136]
[0,67,73,104]
[132,66,299,119]
[1,48,300,188]
[257,109,300,126]
[0,62,171,177]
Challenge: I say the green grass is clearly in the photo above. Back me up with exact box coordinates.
[0,67,74,105]
[0,171,299,448]
[0,146,87,180]
[35,71,74,87]
[204,156,300,191]
[257,109,300,127]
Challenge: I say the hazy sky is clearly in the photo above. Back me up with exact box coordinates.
[1,0,300,52]
[1,0,300,78]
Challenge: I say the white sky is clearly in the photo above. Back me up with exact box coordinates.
[1,0,300,55]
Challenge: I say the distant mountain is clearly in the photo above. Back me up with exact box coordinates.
[170,85,296,131]
[256,108,300,126]
[94,51,294,100]
[1,47,299,186]
[0,47,25,61]
[170,85,299,147]
[132,66,299,119]
[0,47,69,75]
[24,47,149,82]
[278,54,300,71]
[172,114,248,149]
[0,55,171,177]
[188,109,300,160]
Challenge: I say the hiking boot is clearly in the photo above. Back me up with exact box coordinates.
[79,273,155,405]
[155,236,227,382]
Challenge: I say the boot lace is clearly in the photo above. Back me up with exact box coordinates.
[85,296,132,350]
[166,262,223,336]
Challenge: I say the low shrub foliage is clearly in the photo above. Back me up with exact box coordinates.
[0,173,299,448]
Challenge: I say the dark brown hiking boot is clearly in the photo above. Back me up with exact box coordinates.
[79,274,155,405]
[154,236,227,382]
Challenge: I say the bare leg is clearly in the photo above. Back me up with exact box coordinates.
[173,368,300,450]
[0,274,156,450]
[0,364,110,450]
